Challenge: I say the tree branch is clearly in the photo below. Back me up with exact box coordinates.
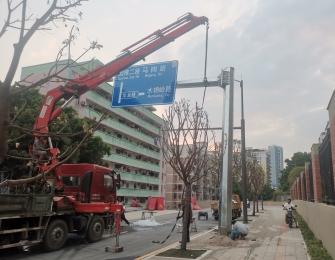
[0,112,106,187]
[0,0,23,39]
[4,0,86,88]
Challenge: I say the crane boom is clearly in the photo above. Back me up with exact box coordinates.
[34,13,208,135]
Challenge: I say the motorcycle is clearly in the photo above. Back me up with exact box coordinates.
[283,205,298,228]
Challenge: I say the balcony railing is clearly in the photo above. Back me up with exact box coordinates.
[132,107,164,126]
[83,108,158,147]
[119,172,159,185]
[98,83,113,94]
[94,131,160,160]
[117,188,159,197]
[104,154,160,172]
[86,91,160,135]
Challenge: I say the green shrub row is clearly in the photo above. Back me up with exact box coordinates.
[294,212,332,260]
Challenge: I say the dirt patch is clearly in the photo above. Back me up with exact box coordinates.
[208,234,236,247]
[157,249,207,259]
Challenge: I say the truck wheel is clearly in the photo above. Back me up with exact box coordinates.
[43,219,68,251]
[87,216,104,242]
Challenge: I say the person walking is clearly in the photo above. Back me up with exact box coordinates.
[118,197,130,225]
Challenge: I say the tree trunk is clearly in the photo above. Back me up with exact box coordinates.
[256,197,259,213]
[252,195,256,216]
[0,84,10,165]
[181,184,192,251]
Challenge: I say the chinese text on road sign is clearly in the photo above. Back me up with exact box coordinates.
[111,60,178,107]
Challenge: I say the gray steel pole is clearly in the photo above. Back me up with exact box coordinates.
[218,76,226,232]
[240,80,248,224]
[219,67,234,234]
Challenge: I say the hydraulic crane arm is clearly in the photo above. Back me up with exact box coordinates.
[34,13,208,134]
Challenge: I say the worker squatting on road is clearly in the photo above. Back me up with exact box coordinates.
[230,220,248,240]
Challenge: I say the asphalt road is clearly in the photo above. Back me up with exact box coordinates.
[0,210,217,260]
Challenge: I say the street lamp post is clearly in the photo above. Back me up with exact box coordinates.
[240,80,248,224]
[234,79,248,224]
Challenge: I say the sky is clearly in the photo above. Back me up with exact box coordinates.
[1,0,335,160]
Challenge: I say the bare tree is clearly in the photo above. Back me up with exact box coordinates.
[232,140,241,181]
[162,99,211,250]
[0,0,92,165]
[206,141,220,200]
[247,157,265,216]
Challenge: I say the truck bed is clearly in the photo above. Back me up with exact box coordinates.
[0,194,53,218]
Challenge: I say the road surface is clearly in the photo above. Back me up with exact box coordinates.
[0,209,216,260]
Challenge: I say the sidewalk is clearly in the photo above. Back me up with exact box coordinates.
[145,205,309,260]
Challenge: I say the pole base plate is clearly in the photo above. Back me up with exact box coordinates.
[105,246,124,253]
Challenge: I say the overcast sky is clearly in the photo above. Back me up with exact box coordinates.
[1,0,335,160]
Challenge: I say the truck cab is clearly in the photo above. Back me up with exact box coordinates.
[54,164,120,205]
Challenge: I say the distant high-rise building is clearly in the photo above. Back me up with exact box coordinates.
[248,148,270,185]
[268,145,284,188]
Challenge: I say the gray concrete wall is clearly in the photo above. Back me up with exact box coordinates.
[295,200,335,259]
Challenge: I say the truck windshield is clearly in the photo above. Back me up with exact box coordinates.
[62,176,80,186]
[104,174,114,191]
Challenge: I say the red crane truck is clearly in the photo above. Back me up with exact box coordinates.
[0,13,208,252]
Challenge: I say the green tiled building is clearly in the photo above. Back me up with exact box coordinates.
[21,59,164,203]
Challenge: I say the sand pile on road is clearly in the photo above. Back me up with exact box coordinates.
[133,217,161,227]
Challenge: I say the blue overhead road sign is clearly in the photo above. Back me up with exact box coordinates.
[111,60,178,107]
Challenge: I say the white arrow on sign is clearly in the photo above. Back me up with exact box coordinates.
[118,81,123,104]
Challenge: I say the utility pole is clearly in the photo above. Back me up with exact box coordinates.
[219,67,234,234]
[240,80,248,224]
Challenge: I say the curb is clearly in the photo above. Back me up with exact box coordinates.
[196,249,213,260]
[136,227,216,260]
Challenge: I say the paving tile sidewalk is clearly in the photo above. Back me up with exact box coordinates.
[146,205,309,260]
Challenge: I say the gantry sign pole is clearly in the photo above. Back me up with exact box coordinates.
[219,67,234,234]
[176,67,234,234]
